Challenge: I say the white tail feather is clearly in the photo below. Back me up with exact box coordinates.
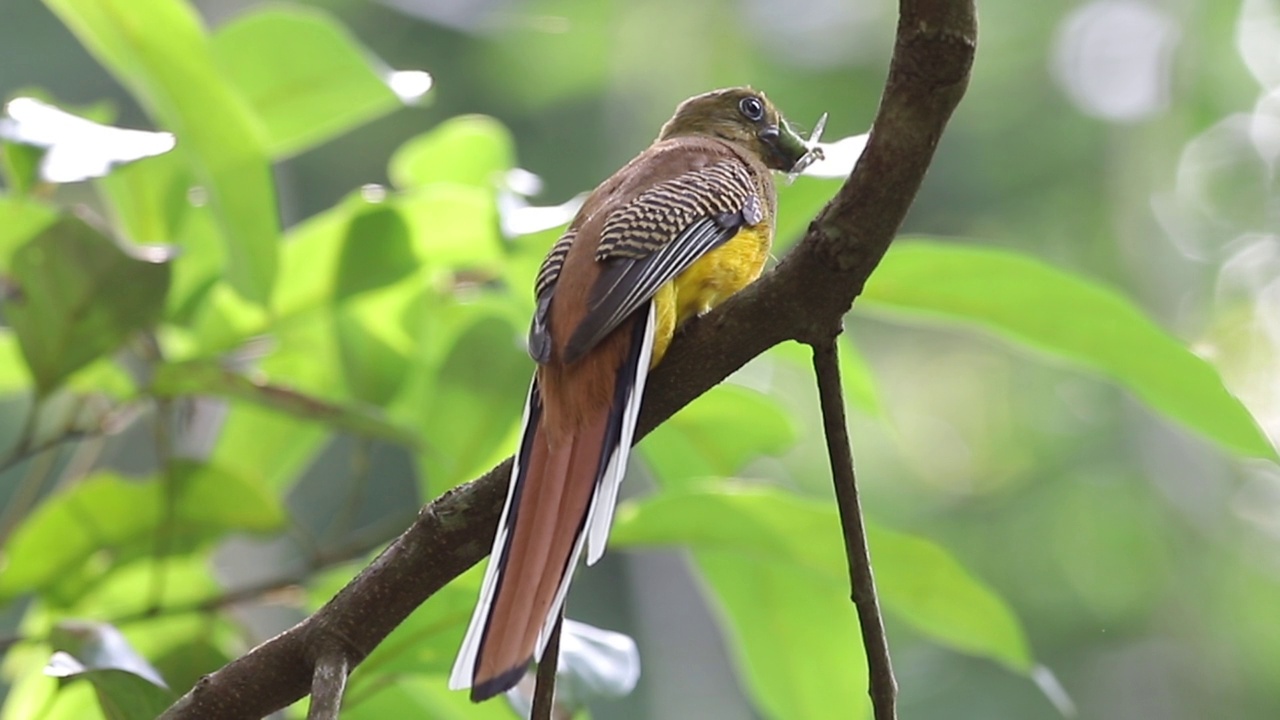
[448,301,656,690]
[447,382,538,691]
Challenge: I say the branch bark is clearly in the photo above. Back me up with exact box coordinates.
[159,1,975,716]
[813,338,897,718]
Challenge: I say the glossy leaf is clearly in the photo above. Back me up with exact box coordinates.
[45,653,173,720]
[397,184,504,270]
[611,486,1034,677]
[3,216,170,394]
[211,7,418,159]
[44,0,280,303]
[389,115,514,190]
[861,241,1276,459]
[0,466,284,599]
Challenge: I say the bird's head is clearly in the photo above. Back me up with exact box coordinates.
[657,87,813,173]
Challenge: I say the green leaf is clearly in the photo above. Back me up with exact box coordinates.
[642,384,796,487]
[0,193,57,271]
[46,653,173,720]
[0,331,31,395]
[774,175,840,250]
[0,465,285,599]
[611,485,1034,679]
[211,7,420,159]
[151,359,419,446]
[44,0,280,303]
[861,241,1276,459]
[398,185,504,270]
[389,115,514,190]
[2,140,45,193]
[418,314,528,491]
[768,338,884,416]
[3,216,170,394]
[695,550,869,720]
[335,205,418,301]
[342,675,514,720]
[95,149,191,246]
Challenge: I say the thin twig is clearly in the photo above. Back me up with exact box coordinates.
[531,610,564,720]
[811,338,897,719]
[306,652,349,720]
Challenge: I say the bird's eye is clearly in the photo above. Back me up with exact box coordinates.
[738,96,764,122]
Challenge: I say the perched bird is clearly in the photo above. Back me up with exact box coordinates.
[450,87,817,701]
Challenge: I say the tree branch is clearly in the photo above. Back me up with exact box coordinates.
[531,611,563,720]
[812,338,897,719]
[159,0,976,716]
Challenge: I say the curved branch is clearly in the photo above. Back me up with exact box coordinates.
[159,1,976,717]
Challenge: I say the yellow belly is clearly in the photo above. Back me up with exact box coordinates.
[650,224,772,366]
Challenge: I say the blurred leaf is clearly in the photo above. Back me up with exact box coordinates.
[0,97,175,183]
[209,402,327,492]
[45,652,173,720]
[3,216,170,394]
[1,140,44,193]
[642,384,796,487]
[0,193,57,271]
[211,7,416,159]
[861,241,1277,459]
[418,314,528,491]
[49,621,168,689]
[398,185,504,270]
[0,465,284,600]
[696,551,869,720]
[768,337,884,416]
[151,359,418,446]
[389,115,514,190]
[0,331,31,394]
[774,175,840,250]
[44,0,280,303]
[335,205,418,301]
[343,675,514,720]
[95,150,191,246]
[612,485,1034,676]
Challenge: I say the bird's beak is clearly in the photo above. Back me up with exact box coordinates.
[759,119,812,172]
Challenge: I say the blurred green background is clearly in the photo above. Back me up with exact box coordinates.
[0,0,1278,718]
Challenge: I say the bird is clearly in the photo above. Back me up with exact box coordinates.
[449,87,819,702]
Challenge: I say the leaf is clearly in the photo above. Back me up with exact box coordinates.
[860,241,1276,459]
[3,216,170,394]
[0,193,57,271]
[611,485,1034,678]
[774,175,841,250]
[398,184,504,270]
[342,675,514,720]
[45,653,174,720]
[151,359,419,446]
[49,621,168,689]
[418,314,529,491]
[211,7,426,159]
[389,115,514,190]
[0,97,175,183]
[642,384,797,487]
[768,337,884,416]
[95,149,192,246]
[695,550,869,720]
[335,205,418,301]
[44,0,280,303]
[0,331,31,395]
[0,465,285,599]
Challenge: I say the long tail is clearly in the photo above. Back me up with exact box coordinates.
[449,303,655,701]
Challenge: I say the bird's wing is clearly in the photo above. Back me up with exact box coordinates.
[529,158,762,365]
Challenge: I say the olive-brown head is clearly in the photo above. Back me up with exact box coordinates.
[657,87,811,173]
